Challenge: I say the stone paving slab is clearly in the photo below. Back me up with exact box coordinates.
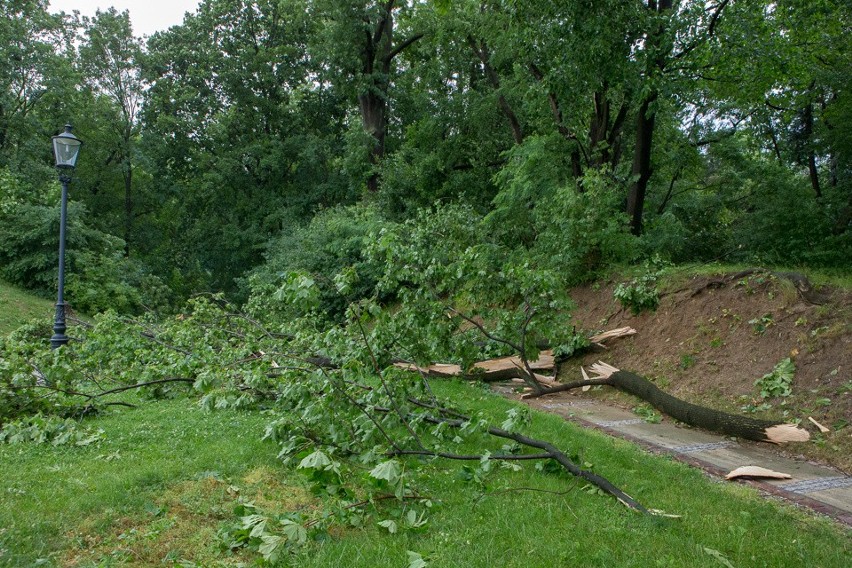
[700,446,838,481]
[516,391,852,526]
[805,486,852,513]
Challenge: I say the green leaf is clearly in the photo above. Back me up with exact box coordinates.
[241,514,268,538]
[258,534,285,561]
[407,551,428,568]
[701,546,736,568]
[298,449,332,471]
[377,519,397,534]
[369,459,402,485]
[280,519,308,545]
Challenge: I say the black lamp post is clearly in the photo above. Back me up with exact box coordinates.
[50,125,83,349]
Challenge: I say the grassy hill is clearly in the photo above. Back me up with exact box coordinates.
[0,281,53,336]
[0,271,850,566]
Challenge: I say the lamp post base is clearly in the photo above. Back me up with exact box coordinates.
[50,301,68,349]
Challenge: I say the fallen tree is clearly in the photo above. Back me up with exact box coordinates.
[2,299,667,517]
[395,327,636,384]
[399,351,810,444]
[530,362,810,444]
[395,312,810,445]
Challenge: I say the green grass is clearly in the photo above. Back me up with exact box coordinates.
[659,262,852,289]
[0,383,849,567]
[0,280,53,336]
[0,396,286,567]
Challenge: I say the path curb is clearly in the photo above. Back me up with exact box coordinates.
[566,412,852,528]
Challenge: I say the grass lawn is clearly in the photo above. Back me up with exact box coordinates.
[0,382,849,568]
[0,281,54,336]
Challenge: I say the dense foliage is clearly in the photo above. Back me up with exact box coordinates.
[1,3,851,562]
[0,0,848,316]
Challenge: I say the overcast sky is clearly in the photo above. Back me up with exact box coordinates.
[49,0,201,38]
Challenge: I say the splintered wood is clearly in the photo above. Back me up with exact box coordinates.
[396,352,555,382]
[808,416,830,433]
[471,351,554,373]
[588,327,636,346]
[394,327,635,382]
[764,424,812,443]
[725,466,792,480]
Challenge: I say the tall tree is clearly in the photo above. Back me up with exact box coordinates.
[311,0,424,193]
[0,0,75,172]
[141,0,350,295]
[78,8,145,254]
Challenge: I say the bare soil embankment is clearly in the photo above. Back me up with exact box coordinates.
[562,271,852,473]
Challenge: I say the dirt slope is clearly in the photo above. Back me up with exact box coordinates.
[563,271,852,473]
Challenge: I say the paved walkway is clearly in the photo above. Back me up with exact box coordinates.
[496,387,852,527]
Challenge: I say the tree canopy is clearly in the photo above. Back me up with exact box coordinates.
[0,0,849,311]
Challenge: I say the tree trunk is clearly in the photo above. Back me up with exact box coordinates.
[626,0,673,236]
[526,368,810,444]
[359,90,387,194]
[605,370,808,443]
[627,95,656,236]
[802,103,822,198]
[357,1,422,193]
[123,155,132,256]
[470,37,523,145]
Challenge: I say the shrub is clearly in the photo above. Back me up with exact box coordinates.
[613,257,669,315]
[487,139,637,284]
[755,357,795,399]
[0,168,173,314]
[245,204,392,321]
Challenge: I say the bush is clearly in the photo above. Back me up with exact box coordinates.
[486,139,637,284]
[612,257,668,315]
[0,168,174,314]
[245,204,392,321]
[65,247,174,315]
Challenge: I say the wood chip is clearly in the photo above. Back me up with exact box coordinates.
[725,466,792,480]
[588,327,637,344]
[580,367,592,391]
[764,424,811,444]
[534,373,559,386]
[808,416,830,433]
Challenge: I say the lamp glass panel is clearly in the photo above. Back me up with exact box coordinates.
[53,137,81,167]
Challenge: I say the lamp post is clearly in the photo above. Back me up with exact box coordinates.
[50,125,82,349]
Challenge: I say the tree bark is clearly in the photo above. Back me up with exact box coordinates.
[607,370,806,443]
[357,2,423,193]
[528,62,584,179]
[469,37,523,145]
[802,103,822,198]
[527,369,809,444]
[627,95,656,236]
[627,0,673,236]
[123,152,132,256]
[411,403,651,513]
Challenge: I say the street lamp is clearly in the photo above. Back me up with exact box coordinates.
[50,124,82,349]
